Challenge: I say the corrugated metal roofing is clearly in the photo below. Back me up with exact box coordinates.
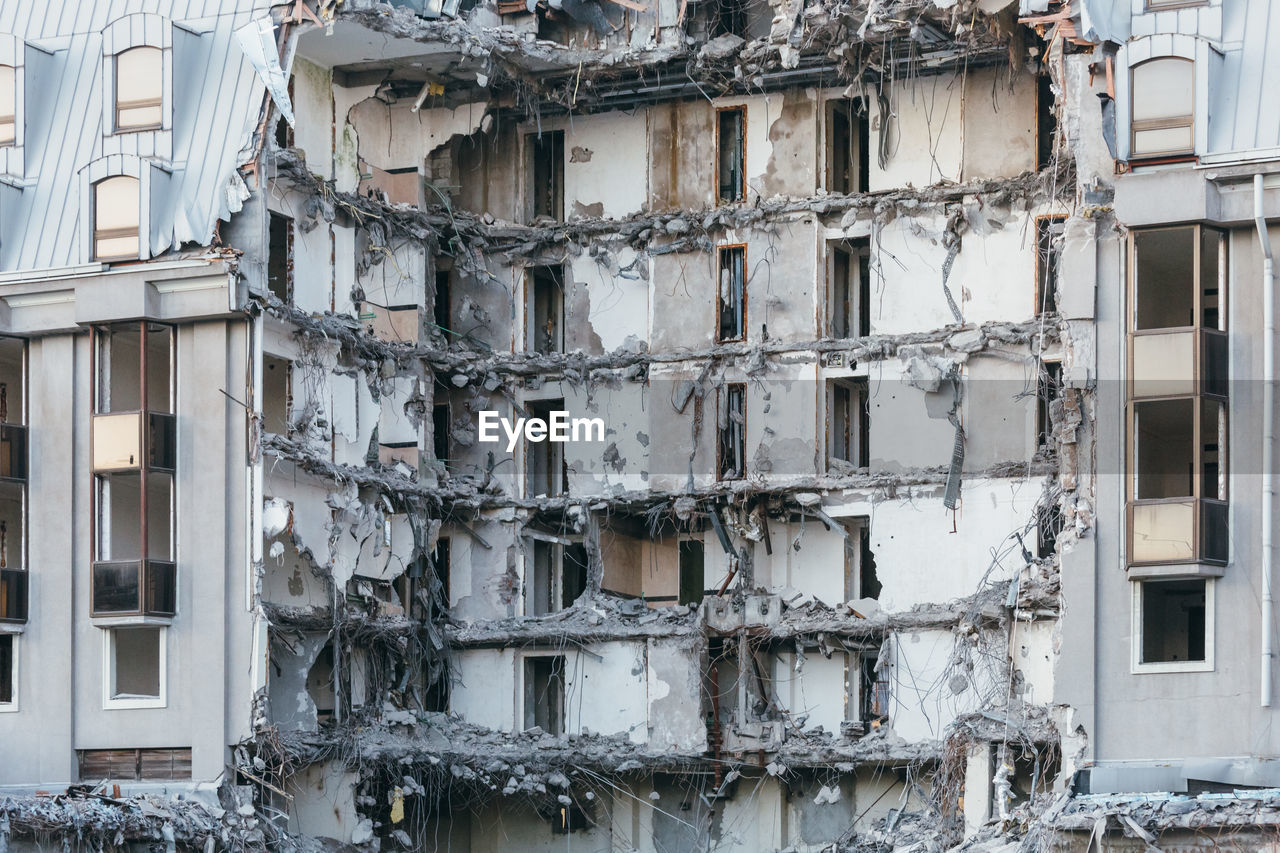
[1215,0,1280,156]
[0,0,275,272]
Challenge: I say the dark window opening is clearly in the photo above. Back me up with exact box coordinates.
[860,651,889,723]
[529,131,564,221]
[433,537,451,610]
[263,355,292,437]
[433,267,452,338]
[551,803,592,833]
[829,379,869,470]
[717,246,746,342]
[1140,579,1207,664]
[79,747,192,781]
[526,399,567,498]
[274,76,295,150]
[859,526,880,600]
[562,543,588,609]
[829,239,873,339]
[678,539,705,606]
[433,402,450,470]
[527,538,585,616]
[828,99,869,194]
[1037,499,1063,559]
[528,266,564,354]
[718,384,746,480]
[1036,216,1064,315]
[267,213,293,304]
[1036,360,1061,449]
[523,655,566,735]
[0,634,12,703]
[1036,73,1057,170]
[308,642,337,724]
[717,109,745,204]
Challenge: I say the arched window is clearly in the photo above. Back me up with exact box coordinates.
[0,65,14,146]
[93,176,140,261]
[114,47,161,132]
[1131,57,1194,157]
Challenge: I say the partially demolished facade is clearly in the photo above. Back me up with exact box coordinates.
[0,0,1276,851]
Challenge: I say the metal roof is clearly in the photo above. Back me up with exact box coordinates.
[0,0,276,272]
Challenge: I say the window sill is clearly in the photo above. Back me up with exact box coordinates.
[90,614,174,628]
[0,621,24,634]
[0,701,17,713]
[1131,659,1213,675]
[103,695,166,710]
[1127,562,1225,580]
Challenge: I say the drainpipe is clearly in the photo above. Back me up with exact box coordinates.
[1256,173,1275,707]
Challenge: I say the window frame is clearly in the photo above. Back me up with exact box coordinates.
[827,377,869,471]
[520,651,567,735]
[715,106,747,205]
[89,323,178,619]
[112,45,163,134]
[716,244,747,343]
[1125,226,1228,569]
[0,632,17,711]
[91,175,142,263]
[1035,215,1066,316]
[1131,578,1214,674]
[102,625,168,709]
[717,382,746,481]
[1129,56,1195,160]
[0,64,16,148]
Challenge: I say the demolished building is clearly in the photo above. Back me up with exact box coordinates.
[0,0,1275,850]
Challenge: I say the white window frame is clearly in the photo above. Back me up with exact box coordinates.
[102,626,167,709]
[1130,578,1215,674]
[0,631,17,712]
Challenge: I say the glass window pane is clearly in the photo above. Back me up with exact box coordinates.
[1133,126,1193,156]
[97,324,141,413]
[147,472,172,560]
[1132,58,1193,122]
[0,480,23,571]
[1134,398,1194,499]
[95,177,139,232]
[1141,579,1206,663]
[117,106,161,129]
[1131,331,1195,398]
[1201,228,1224,329]
[145,325,172,413]
[95,235,139,260]
[0,65,14,146]
[1202,399,1226,500]
[97,473,142,561]
[116,47,161,114]
[1131,500,1195,563]
[113,628,161,697]
[1133,228,1195,330]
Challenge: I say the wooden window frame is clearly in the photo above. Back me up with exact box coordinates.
[715,106,747,205]
[717,244,747,343]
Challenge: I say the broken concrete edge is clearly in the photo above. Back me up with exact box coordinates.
[266,145,1069,277]
[262,430,1058,514]
[332,0,1022,114]
[0,782,334,852]
[262,286,1064,385]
